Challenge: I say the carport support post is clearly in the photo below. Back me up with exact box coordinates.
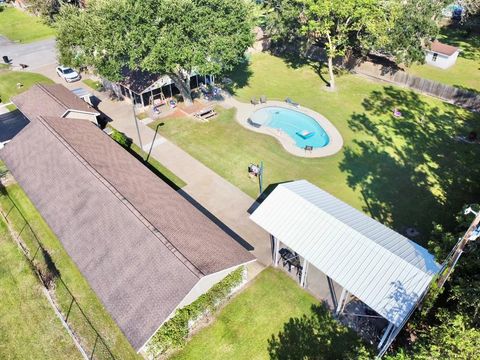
[335,288,348,315]
[271,235,280,266]
[378,323,395,350]
[300,259,309,287]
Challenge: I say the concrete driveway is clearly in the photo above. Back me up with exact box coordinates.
[0,38,57,70]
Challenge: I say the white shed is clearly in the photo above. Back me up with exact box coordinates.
[250,180,441,357]
[425,40,460,69]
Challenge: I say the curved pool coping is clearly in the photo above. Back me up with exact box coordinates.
[232,100,343,158]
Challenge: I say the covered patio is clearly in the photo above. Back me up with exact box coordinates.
[250,180,441,357]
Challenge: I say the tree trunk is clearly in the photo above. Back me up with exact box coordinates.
[327,56,335,90]
[170,72,193,105]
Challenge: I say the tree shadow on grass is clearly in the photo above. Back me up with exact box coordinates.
[339,86,480,245]
[222,60,254,95]
[268,303,370,360]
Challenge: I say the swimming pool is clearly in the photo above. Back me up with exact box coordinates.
[250,107,330,148]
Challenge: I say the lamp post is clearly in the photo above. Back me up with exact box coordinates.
[132,101,143,151]
[258,161,264,194]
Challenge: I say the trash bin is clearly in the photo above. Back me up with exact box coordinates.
[2,56,9,64]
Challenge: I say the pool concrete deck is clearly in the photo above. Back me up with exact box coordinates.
[220,97,343,158]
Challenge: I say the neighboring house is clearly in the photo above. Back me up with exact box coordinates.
[103,69,216,108]
[0,84,255,352]
[425,40,460,69]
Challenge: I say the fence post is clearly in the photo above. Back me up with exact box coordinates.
[32,244,41,261]
[90,334,99,360]
[66,297,75,322]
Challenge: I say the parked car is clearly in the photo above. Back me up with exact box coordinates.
[56,66,81,83]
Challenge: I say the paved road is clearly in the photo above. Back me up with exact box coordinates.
[0,38,57,70]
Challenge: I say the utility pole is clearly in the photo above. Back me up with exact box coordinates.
[258,161,264,194]
[132,102,143,150]
[437,207,480,288]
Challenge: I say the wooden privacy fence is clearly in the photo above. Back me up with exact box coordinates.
[352,61,480,112]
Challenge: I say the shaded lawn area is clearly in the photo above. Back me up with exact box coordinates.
[0,184,141,360]
[406,26,480,92]
[171,268,369,360]
[0,217,81,359]
[0,7,55,43]
[0,70,53,104]
[150,53,480,244]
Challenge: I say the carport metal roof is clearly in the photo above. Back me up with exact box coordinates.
[250,180,441,327]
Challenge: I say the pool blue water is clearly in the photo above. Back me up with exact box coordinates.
[251,107,329,148]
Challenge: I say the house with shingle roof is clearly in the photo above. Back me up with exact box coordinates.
[0,84,255,352]
[425,39,460,69]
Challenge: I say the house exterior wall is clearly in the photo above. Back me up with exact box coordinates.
[138,263,250,352]
[425,50,459,69]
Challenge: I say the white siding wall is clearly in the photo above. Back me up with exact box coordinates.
[425,50,459,69]
[64,111,98,123]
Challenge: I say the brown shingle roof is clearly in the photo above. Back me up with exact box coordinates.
[11,84,99,121]
[429,40,459,56]
[1,84,254,350]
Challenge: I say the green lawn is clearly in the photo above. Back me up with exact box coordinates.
[0,7,55,43]
[0,216,81,359]
[83,79,104,91]
[407,26,480,92]
[171,268,368,360]
[0,184,140,360]
[0,70,53,104]
[150,53,480,244]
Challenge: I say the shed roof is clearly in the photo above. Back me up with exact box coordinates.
[429,40,459,56]
[250,180,441,326]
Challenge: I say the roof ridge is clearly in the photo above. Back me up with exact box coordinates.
[281,182,439,275]
[37,116,205,278]
[36,84,69,111]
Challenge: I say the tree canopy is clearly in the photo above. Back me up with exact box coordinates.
[56,0,255,103]
[385,204,480,359]
[264,0,448,88]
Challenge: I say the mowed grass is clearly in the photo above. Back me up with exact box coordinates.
[170,268,318,360]
[0,70,53,104]
[0,217,81,359]
[407,26,480,92]
[0,7,55,43]
[0,184,140,360]
[150,53,480,243]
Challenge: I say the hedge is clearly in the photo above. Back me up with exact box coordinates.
[147,266,245,356]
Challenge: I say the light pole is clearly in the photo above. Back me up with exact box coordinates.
[437,206,480,288]
[132,102,143,150]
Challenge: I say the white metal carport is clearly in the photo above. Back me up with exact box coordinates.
[250,180,441,357]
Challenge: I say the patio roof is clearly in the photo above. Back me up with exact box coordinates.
[250,180,441,327]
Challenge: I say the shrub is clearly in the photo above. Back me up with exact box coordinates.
[111,130,132,148]
[147,266,245,356]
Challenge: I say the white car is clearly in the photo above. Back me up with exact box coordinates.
[56,66,81,83]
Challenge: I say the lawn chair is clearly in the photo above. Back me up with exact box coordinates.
[251,97,259,105]
[285,97,299,107]
[260,95,267,103]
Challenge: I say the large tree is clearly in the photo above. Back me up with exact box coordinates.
[56,0,255,104]
[266,0,380,90]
